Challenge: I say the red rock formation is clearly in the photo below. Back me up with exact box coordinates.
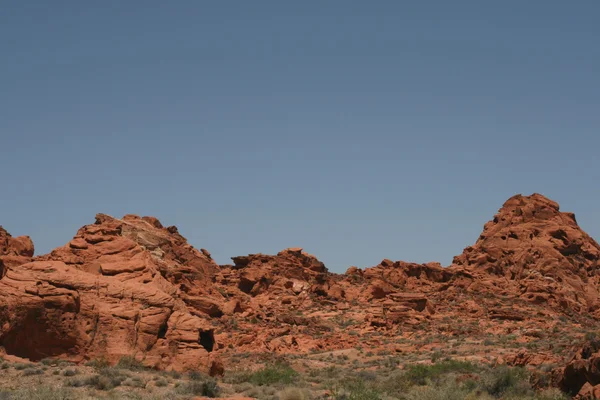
[555,340,600,398]
[218,247,327,296]
[451,193,600,315]
[1,192,599,383]
[0,215,222,374]
[0,226,34,277]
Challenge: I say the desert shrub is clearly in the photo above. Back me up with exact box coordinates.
[154,378,168,387]
[69,367,129,390]
[431,351,444,362]
[0,386,77,399]
[331,378,381,400]
[123,375,146,388]
[0,362,9,370]
[117,355,145,371]
[534,388,570,400]
[62,368,79,377]
[247,363,298,386]
[175,379,220,397]
[98,366,129,387]
[12,363,32,371]
[480,365,532,397]
[188,370,209,381]
[21,367,44,376]
[167,370,182,379]
[403,360,479,386]
[402,380,471,400]
[85,357,110,370]
[57,360,76,368]
[82,375,115,390]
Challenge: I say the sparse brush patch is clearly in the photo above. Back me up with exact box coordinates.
[403,360,479,386]
[68,367,130,390]
[116,355,145,371]
[85,357,110,370]
[330,378,381,400]
[12,363,32,371]
[247,363,299,386]
[123,375,146,388]
[62,368,79,377]
[402,380,471,400]
[21,367,44,376]
[188,370,210,381]
[154,378,169,387]
[0,386,77,400]
[480,365,532,397]
[534,388,570,400]
[175,379,220,397]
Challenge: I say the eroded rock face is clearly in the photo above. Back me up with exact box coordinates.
[1,192,600,381]
[218,248,327,297]
[451,193,600,315]
[0,226,34,277]
[555,341,600,397]
[0,216,222,374]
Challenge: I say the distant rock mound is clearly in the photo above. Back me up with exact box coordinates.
[219,247,328,297]
[451,193,600,315]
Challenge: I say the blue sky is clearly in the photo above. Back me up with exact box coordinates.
[1,1,598,272]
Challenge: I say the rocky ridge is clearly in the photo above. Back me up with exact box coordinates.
[0,193,599,397]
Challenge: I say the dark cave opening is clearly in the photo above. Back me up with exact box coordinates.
[198,329,214,352]
[157,321,168,339]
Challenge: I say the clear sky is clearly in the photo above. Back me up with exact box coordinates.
[1,1,598,272]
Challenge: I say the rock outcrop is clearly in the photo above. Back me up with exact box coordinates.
[1,192,600,386]
[555,340,600,398]
[0,215,222,374]
[0,226,34,277]
[451,194,600,315]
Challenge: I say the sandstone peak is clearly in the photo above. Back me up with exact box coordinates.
[452,193,600,315]
[490,193,576,229]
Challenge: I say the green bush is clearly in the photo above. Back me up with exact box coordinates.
[404,360,479,386]
[247,363,298,386]
[480,365,532,397]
